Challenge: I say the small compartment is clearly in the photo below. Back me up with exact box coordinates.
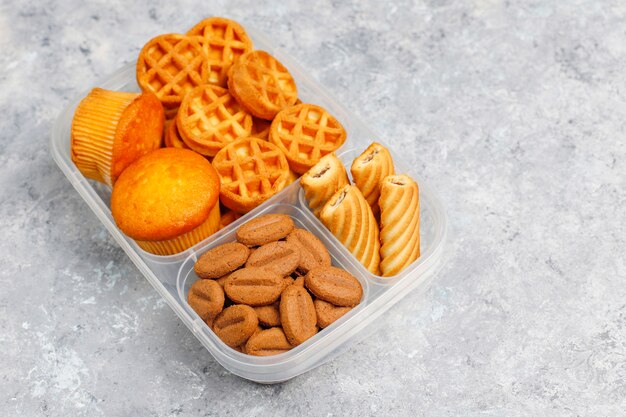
[175,204,370,376]
[297,145,443,285]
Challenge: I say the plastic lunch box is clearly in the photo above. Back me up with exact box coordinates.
[49,27,448,383]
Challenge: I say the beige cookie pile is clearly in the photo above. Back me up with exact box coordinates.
[188,214,363,355]
[301,143,421,277]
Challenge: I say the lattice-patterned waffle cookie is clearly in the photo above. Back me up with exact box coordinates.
[212,137,290,213]
[219,209,242,229]
[177,85,252,156]
[164,119,188,149]
[228,50,298,120]
[163,105,179,122]
[136,34,209,109]
[187,17,253,87]
[270,103,346,174]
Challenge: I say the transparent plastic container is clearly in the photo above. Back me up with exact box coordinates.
[49,27,448,383]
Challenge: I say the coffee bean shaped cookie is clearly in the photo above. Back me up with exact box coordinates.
[188,279,225,321]
[305,266,362,307]
[290,269,305,278]
[281,276,295,292]
[253,302,281,327]
[252,325,264,337]
[241,326,265,355]
[314,299,352,328]
[215,273,232,288]
[194,242,250,279]
[280,285,317,346]
[213,304,259,348]
[224,267,284,306]
[239,325,264,354]
[245,327,293,356]
[286,229,331,273]
[245,241,300,276]
[236,214,294,246]
[293,275,305,287]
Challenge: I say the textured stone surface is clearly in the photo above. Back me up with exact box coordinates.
[2,0,626,415]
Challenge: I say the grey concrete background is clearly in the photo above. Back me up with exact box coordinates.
[1,0,625,415]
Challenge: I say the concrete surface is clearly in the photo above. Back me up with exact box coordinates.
[1,0,625,415]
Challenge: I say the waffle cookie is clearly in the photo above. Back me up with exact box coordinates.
[212,137,290,213]
[164,119,189,149]
[300,153,349,217]
[270,104,347,174]
[187,17,252,87]
[163,106,179,122]
[378,175,420,276]
[219,209,242,229]
[228,50,298,120]
[319,185,380,274]
[136,34,209,110]
[177,85,252,156]
[245,327,292,356]
[286,169,299,185]
[350,142,395,217]
[71,88,163,186]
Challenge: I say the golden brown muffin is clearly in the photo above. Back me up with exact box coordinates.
[71,88,164,186]
[110,148,221,255]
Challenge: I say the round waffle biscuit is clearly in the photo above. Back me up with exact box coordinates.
[212,137,290,213]
[177,85,252,156]
[270,104,346,174]
[228,50,298,120]
[187,17,253,87]
[164,119,189,149]
[136,34,209,108]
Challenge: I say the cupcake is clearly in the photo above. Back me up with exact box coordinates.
[110,148,221,255]
[71,88,164,186]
